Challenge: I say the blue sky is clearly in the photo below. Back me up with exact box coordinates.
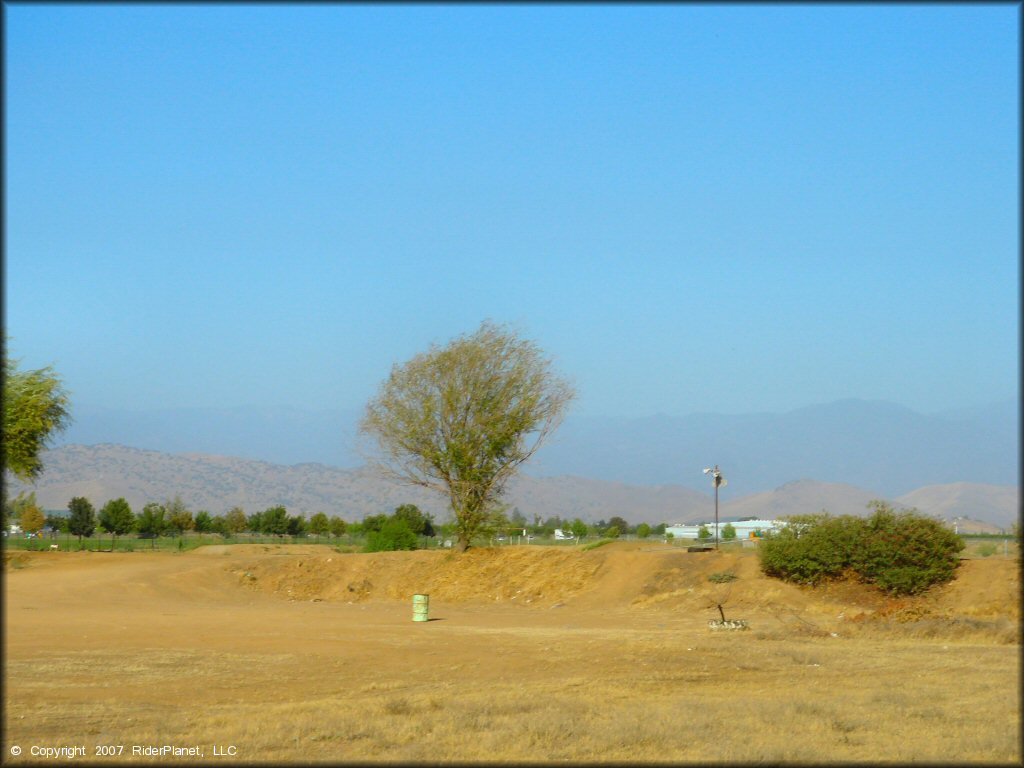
[5,4,1019,419]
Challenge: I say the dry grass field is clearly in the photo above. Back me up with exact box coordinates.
[3,541,1019,763]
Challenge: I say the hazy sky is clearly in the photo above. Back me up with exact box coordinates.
[6,4,1019,419]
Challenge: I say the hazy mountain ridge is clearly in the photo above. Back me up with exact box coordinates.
[54,398,1019,496]
[5,444,1018,530]
[530,398,1019,495]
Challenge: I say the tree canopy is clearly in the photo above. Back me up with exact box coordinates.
[19,500,45,535]
[3,351,72,481]
[68,497,96,542]
[360,321,575,552]
[99,498,134,547]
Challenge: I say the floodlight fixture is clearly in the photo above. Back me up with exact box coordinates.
[703,464,725,550]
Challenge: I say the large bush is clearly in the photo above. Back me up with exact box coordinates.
[759,503,963,596]
[758,513,863,585]
[364,518,418,552]
[852,502,965,595]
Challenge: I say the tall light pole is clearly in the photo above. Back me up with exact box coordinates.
[703,465,726,550]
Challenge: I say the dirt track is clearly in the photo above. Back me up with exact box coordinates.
[3,542,1020,763]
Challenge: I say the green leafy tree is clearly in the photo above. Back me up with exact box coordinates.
[19,501,45,536]
[225,507,247,535]
[721,523,737,541]
[309,512,330,541]
[329,516,348,538]
[392,504,435,537]
[635,523,652,539]
[570,517,588,541]
[605,525,620,539]
[136,503,167,548]
[194,511,213,538]
[697,525,711,541]
[360,320,575,553]
[608,516,630,536]
[2,351,72,481]
[362,513,389,534]
[210,515,229,538]
[67,497,96,545]
[286,514,307,537]
[652,523,667,535]
[45,511,68,536]
[165,496,194,536]
[261,506,289,537]
[246,511,263,535]
[365,518,418,552]
[5,491,38,531]
[98,498,134,550]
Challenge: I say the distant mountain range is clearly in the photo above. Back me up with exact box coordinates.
[6,443,1018,532]
[53,398,1019,497]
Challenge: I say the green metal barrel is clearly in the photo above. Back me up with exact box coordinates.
[412,593,430,622]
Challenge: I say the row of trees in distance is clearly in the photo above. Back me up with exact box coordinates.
[4,491,671,551]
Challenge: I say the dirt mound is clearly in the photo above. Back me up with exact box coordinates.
[230,545,605,606]
[225,542,1019,633]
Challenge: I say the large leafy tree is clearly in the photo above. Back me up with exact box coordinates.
[308,512,330,541]
[260,506,288,536]
[392,504,435,537]
[329,516,347,538]
[5,491,37,532]
[45,510,68,536]
[136,502,167,548]
[98,498,134,549]
[3,351,72,481]
[608,516,630,536]
[194,511,213,538]
[67,496,96,544]
[360,321,575,552]
[19,500,45,536]
[165,495,194,536]
[286,514,306,537]
[224,507,248,535]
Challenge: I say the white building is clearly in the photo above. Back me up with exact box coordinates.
[665,519,786,540]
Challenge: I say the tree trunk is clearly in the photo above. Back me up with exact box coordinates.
[453,536,469,553]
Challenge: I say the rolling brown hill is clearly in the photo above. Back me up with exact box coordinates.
[5,443,1018,529]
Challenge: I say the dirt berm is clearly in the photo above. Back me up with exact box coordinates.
[218,541,1018,632]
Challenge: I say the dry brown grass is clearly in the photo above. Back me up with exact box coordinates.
[8,638,1016,763]
[3,544,1019,763]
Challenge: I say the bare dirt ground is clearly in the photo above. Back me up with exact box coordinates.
[3,542,1020,763]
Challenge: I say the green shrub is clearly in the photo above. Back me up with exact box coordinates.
[976,543,997,558]
[582,539,614,551]
[707,571,737,583]
[721,523,736,541]
[759,513,863,586]
[852,503,964,594]
[364,519,418,552]
[759,503,963,596]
